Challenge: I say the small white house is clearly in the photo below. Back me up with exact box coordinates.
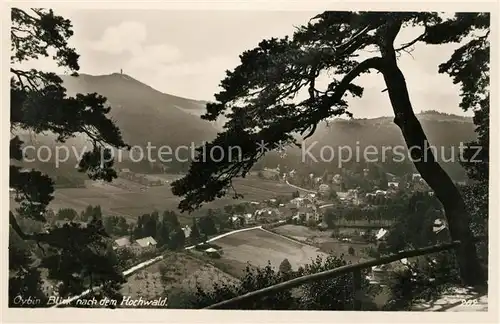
[375,228,388,240]
[182,225,192,238]
[135,236,157,248]
[205,247,221,258]
[388,182,399,188]
[114,236,131,249]
[318,184,330,195]
[433,219,447,234]
[412,173,422,181]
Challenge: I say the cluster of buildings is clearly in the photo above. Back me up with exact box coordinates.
[285,168,438,207]
[230,207,282,227]
[113,235,157,251]
[113,224,193,251]
[224,191,322,228]
[289,195,321,223]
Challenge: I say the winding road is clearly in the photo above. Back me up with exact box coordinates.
[285,180,317,194]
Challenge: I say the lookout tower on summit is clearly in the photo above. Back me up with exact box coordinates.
[120,69,123,75]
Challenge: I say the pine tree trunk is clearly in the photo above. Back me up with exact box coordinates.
[379,54,486,286]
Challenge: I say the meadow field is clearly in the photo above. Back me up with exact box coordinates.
[199,228,328,278]
[19,173,298,225]
[120,251,239,307]
[272,224,375,264]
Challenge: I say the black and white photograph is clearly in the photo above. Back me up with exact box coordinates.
[5,2,496,320]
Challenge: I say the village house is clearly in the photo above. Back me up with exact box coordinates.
[134,236,157,249]
[230,215,241,223]
[375,228,388,241]
[113,236,131,250]
[264,165,280,173]
[337,191,348,201]
[318,221,329,231]
[182,225,192,238]
[229,215,245,228]
[267,198,278,207]
[332,173,342,183]
[388,181,399,189]
[412,173,423,181]
[244,213,256,225]
[336,189,361,205]
[290,197,305,207]
[293,205,319,223]
[365,192,376,198]
[318,184,330,197]
[254,208,280,222]
[205,247,222,258]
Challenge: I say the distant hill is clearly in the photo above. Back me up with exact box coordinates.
[14,73,223,175]
[310,111,474,149]
[12,73,477,182]
[59,73,219,147]
[257,111,476,180]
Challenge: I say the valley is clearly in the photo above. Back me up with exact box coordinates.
[10,173,298,225]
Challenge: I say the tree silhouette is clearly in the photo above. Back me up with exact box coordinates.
[279,258,292,274]
[172,11,489,286]
[162,210,181,228]
[168,227,186,250]
[459,86,489,265]
[189,218,201,243]
[9,8,128,304]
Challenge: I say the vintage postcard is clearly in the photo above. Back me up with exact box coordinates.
[2,0,498,323]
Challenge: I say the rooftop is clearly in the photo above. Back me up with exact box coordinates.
[135,236,157,247]
[114,236,131,247]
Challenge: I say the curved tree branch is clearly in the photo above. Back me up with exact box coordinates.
[395,32,425,51]
[323,56,384,109]
[9,211,49,244]
[302,56,384,140]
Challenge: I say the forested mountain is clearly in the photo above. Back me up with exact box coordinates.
[14,74,475,181]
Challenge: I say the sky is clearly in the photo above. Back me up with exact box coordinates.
[18,8,473,118]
